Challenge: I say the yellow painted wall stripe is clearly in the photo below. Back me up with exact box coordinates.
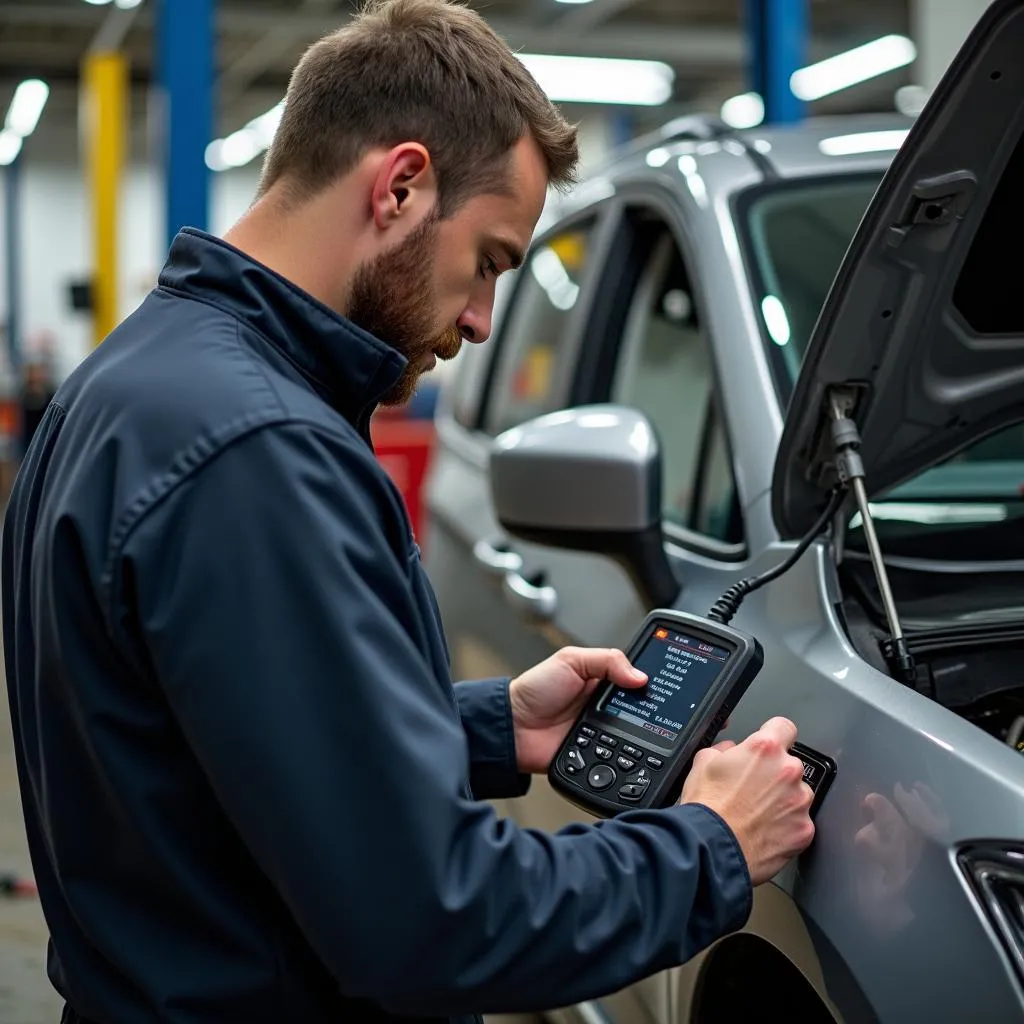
[82,51,127,347]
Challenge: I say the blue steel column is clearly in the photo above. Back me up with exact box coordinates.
[156,0,214,253]
[746,0,807,124]
[5,154,21,373]
[609,111,636,150]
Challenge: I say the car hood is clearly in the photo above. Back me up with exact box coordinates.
[772,0,1024,538]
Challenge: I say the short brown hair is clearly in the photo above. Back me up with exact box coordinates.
[258,0,580,216]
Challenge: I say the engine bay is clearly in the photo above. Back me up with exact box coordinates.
[838,554,1024,751]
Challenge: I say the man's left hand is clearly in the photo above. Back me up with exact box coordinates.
[509,647,647,775]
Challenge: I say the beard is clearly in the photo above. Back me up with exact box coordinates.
[344,212,463,407]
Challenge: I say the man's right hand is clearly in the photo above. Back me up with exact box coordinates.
[680,717,814,885]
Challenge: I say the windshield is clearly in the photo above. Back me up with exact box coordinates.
[742,175,1024,549]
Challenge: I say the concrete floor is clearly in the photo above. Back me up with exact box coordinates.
[0,668,64,1023]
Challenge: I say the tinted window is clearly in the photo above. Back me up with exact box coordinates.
[484,223,594,435]
[612,227,741,544]
[693,402,742,544]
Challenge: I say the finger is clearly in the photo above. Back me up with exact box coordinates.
[914,781,941,811]
[690,745,722,769]
[862,792,889,816]
[755,716,798,751]
[565,647,647,687]
[854,823,884,857]
[710,739,736,752]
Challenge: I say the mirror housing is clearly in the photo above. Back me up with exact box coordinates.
[489,405,680,608]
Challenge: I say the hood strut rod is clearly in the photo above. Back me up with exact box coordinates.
[828,392,916,683]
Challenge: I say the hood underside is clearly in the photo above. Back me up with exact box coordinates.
[773,0,1024,538]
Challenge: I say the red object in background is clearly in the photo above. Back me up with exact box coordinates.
[0,873,38,898]
[370,413,437,547]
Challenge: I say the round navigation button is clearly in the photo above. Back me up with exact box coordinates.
[587,765,616,791]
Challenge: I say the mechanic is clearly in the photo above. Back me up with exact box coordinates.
[1,2,816,1022]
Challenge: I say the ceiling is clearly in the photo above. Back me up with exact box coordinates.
[0,0,914,165]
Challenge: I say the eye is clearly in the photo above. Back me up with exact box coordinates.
[480,256,499,280]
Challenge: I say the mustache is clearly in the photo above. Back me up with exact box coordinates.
[433,326,463,361]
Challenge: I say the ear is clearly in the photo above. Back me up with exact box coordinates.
[370,143,437,230]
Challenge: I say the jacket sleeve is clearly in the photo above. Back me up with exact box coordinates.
[120,421,752,1017]
[453,677,531,800]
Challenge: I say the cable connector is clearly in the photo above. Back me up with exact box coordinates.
[830,409,865,485]
[706,577,757,626]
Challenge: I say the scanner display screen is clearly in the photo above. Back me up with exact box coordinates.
[599,627,731,745]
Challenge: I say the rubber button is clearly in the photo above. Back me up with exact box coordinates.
[587,765,616,791]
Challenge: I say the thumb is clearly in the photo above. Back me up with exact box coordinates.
[567,647,647,688]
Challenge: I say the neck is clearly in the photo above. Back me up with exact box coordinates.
[223,185,359,315]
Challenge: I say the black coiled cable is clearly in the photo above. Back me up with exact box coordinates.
[706,487,847,625]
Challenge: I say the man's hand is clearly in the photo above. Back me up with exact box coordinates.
[681,717,815,885]
[509,647,647,775]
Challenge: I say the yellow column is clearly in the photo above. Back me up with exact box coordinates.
[82,51,127,347]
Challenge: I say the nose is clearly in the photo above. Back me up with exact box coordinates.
[456,302,493,345]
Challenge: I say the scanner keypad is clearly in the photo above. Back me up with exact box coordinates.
[569,728,665,803]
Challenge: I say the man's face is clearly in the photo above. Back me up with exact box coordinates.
[346,135,549,406]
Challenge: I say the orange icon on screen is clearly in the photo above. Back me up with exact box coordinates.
[655,629,669,639]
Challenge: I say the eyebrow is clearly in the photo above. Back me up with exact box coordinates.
[494,238,525,271]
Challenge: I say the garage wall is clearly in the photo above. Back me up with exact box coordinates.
[0,162,261,381]
[0,111,618,383]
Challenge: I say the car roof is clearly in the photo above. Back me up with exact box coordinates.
[539,111,914,230]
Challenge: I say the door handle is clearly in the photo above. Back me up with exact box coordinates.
[473,538,523,576]
[503,570,558,621]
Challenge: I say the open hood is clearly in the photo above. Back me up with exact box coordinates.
[773,0,1024,538]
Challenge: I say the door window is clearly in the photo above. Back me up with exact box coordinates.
[611,225,742,545]
[483,222,595,435]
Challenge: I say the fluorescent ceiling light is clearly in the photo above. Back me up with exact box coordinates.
[82,0,112,4]
[819,129,909,156]
[850,502,1008,526]
[720,91,764,129]
[555,0,595,4]
[207,52,672,172]
[791,34,916,101]
[0,129,23,166]
[6,79,49,137]
[720,34,915,129]
[517,54,673,106]
[206,100,284,171]
[115,0,144,8]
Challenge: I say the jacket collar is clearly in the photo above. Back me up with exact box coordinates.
[158,228,407,432]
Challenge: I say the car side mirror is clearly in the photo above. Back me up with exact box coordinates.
[489,404,680,608]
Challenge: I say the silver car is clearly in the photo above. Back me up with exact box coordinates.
[425,3,1024,1021]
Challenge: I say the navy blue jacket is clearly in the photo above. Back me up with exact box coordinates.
[2,229,752,1023]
